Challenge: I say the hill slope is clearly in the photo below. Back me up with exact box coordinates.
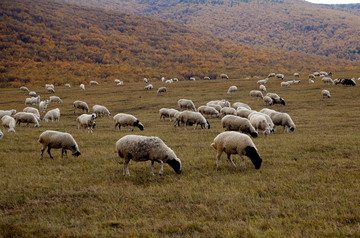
[60,0,360,61]
[0,0,357,87]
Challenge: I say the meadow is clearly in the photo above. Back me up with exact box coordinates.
[0,72,360,237]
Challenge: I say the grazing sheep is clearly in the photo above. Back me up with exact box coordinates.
[77,113,97,133]
[114,79,121,84]
[335,78,356,86]
[309,74,316,79]
[25,95,40,105]
[270,112,296,133]
[1,115,16,132]
[39,99,49,113]
[23,107,40,121]
[211,131,262,169]
[250,90,264,100]
[43,108,60,122]
[49,96,63,104]
[159,108,179,121]
[207,99,230,108]
[117,81,124,85]
[249,111,275,133]
[116,135,182,176]
[263,96,273,106]
[113,113,144,131]
[220,107,236,117]
[157,87,167,94]
[178,99,196,111]
[266,93,285,106]
[198,106,220,118]
[221,115,258,138]
[46,87,55,94]
[322,89,331,98]
[248,113,271,136]
[0,109,17,119]
[144,78,148,83]
[144,84,153,90]
[281,82,290,87]
[90,80,99,85]
[14,112,40,127]
[29,91,37,97]
[268,73,275,78]
[80,84,85,90]
[322,77,334,85]
[93,105,111,117]
[236,108,255,118]
[227,86,238,94]
[204,76,211,80]
[257,78,269,84]
[294,73,300,77]
[220,74,229,79]
[276,74,284,80]
[165,79,173,84]
[313,72,320,76]
[65,83,71,88]
[232,102,251,110]
[20,86,29,92]
[73,100,89,113]
[207,104,222,113]
[38,130,81,159]
[259,84,267,93]
[177,111,210,130]
[308,79,314,84]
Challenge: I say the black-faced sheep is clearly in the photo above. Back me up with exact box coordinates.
[221,115,258,138]
[77,113,97,133]
[145,84,153,90]
[1,115,16,132]
[322,89,331,98]
[43,108,60,122]
[73,100,89,113]
[270,112,296,133]
[335,78,356,86]
[14,112,40,127]
[178,99,196,111]
[177,111,210,130]
[266,93,285,106]
[248,113,271,136]
[38,130,81,159]
[198,106,220,118]
[113,113,144,131]
[65,83,71,88]
[116,135,182,176]
[93,105,111,117]
[211,131,262,170]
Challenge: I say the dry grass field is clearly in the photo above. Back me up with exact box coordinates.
[0,72,360,237]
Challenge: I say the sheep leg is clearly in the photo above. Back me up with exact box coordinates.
[61,149,68,158]
[47,146,54,159]
[240,155,246,169]
[157,159,164,175]
[124,160,130,176]
[40,146,46,160]
[227,154,237,168]
[151,161,155,176]
[216,151,222,168]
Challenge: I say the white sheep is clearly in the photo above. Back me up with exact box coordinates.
[250,90,264,100]
[114,79,121,84]
[1,115,16,132]
[159,108,179,121]
[14,112,40,127]
[157,87,167,94]
[248,113,271,136]
[20,86,29,92]
[268,73,275,78]
[276,74,284,80]
[257,78,269,84]
[232,102,251,110]
[281,82,290,87]
[113,113,144,131]
[197,106,220,118]
[90,80,99,85]
[144,84,153,90]
[117,81,124,86]
[25,95,40,105]
[80,84,85,90]
[220,107,236,117]
[23,107,40,121]
[322,89,331,98]
[144,78,148,83]
[177,111,210,130]
[92,105,111,117]
[221,115,258,138]
[220,74,229,79]
[76,113,97,133]
[211,131,262,169]
[322,77,334,85]
[236,108,255,118]
[29,91,37,97]
[49,96,63,104]
[249,111,275,133]
[207,99,230,108]
[38,130,81,159]
[178,99,196,111]
[227,86,238,94]
[206,104,222,113]
[43,108,60,122]
[73,100,89,113]
[116,135,182,176]
[263,96,273,106]
[46,86,55,94]
[308,79,314,84]
[266,93,285,106]
[0,109,17,119]
[165,79,173,84]
[294,73,300,77]
[65,83,71,88]
[39,99,49,113]
[269,112,296,133]
[259,84,267,93]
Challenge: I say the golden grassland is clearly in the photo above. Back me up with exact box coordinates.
[0,71,360,237]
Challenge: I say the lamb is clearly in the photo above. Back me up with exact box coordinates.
[227,86,238,94]
[14,112,40,127]
[49,96,63,104]
[220,107,236,116]
[232,102,251,110]
[178,99,196,111]
[20,86,29,92]
[250,90,264,100]
[159,108,179,121]
[38,130,81,159]
[90,80,99,85]
[269,112,296,133]
[116,135,182,176]
[266,93,285,105]
[113,113,144,131]
[248,113,271,136]
[39,99,49,113]
[221,115,258,138]
[23,107,40,121]
[198,106,220,118]
[157,87,167,94]
[92,105,111,117]
[0,109,16,119]
[77,113,97,133]
[1,115,16,132]
[73,100,89,113]
[177,111,210,130]
[322,89,331,98]
[263,96,273,106]
[43,108,60,122]
[65,83,71,88]
[210,131,262,169]
[80,84,85,90]
[259,84,267,93]
[144,84,153,90]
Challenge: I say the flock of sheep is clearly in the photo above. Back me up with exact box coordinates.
[1,71,358,176]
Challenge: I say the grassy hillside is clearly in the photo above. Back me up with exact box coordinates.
[61,0,360,60]
[0,71,360,236]
[0,0,358,87]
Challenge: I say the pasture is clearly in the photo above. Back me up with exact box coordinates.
[0,73,360,237]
